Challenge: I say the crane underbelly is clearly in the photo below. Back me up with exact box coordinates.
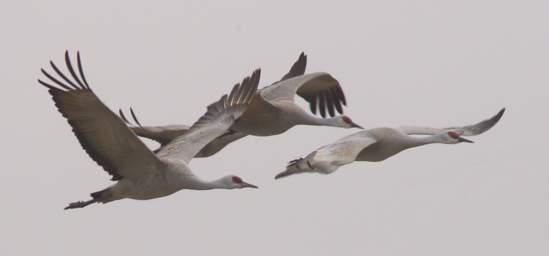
[355,142,404,162]
[115,173,183,200]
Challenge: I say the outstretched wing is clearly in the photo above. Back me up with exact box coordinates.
[119,108,190,146]
[157,69,261,163]
[260,72,346,118]
[194,131,248,158]
[119,107,248,157]
[398,108,505,136]
[277,52,307,82]
[38,51,161,181]
[321,131,379,162]
[275,131,377,179]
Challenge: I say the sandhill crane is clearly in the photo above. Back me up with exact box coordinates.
[119,108,246,157]
[117,52,312,156]
[119,52,361,156]
[231,53,362,136]
[275,108,505,179]
[38,51,260,209]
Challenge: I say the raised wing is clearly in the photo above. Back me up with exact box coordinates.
[277,52,307,82]
[119,108,190,146]
[398,108,505,136]
[260,72,346,118]
[157,69,260,163]
[38,51,161,181]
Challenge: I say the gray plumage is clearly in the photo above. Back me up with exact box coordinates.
[275,109,505,179]
[39,51,259,210]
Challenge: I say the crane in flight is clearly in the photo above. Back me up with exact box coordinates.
[119,52,362,156]
[275,108,505,179]
[38,51,260,210]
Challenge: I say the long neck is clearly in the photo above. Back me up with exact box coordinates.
[300,114,342,127]
[403,134,445,149]
[187,176,230,190]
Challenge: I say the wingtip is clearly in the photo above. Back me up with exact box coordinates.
[494,107,506,120]
[274,171,288,180]
[253,68,261,79]
[119,109,130,124]
[130,107,142,126]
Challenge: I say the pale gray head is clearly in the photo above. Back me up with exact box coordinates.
[220,175,258,189]
[442,131,474,144]
[339,115,363,129]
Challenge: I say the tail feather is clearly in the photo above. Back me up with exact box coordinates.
[90,189,107,200]
[274,169,298,179]
[64,188,111,210]
[274,157,313,179]
[64,199,96,210]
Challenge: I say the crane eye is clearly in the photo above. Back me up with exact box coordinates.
[447,131,460,139]
[342,116,352,124]
[232,176,243,184]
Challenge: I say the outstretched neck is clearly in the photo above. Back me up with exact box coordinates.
[300,114,342,127]
[187,176,230,190]
[404,134,445,149]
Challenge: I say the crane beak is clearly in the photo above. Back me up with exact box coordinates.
[458,137,474,143]
[242,182,259,189]
[351,122,364,129]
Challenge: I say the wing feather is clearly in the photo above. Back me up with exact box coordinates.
[39,51,161,181]
[398,108,505,136]
[311,132,378,169]
[157,69,261,163]
[260,72,346,118]
[278,52,307,82]
[118,108,191,146]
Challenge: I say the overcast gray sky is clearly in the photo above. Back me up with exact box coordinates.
[1,0,548,255]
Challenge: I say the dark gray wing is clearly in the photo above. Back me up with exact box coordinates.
[278,52,307,82]
[38,51,161,181]
[260,72,346,117]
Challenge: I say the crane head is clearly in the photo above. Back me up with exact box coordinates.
[446,131,474,144]
[341,116,363,129]
[227,175,258,189]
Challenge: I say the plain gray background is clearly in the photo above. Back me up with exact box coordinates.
[1,0,547,255]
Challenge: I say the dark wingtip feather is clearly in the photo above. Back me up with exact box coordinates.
[491,108,505,124]
[64,50,87,89]
[51,59,80,90]
[309,95,317,115]
[76,51,91,89]
[119,109,130,124]
[38,79,59,91]
[324,91,336,117]
[497,108,506,116]
[337,86,347,106]
[130,107,142,127]
[318,93,327,118]
[331,88,343,114]
[41,67,73,91]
